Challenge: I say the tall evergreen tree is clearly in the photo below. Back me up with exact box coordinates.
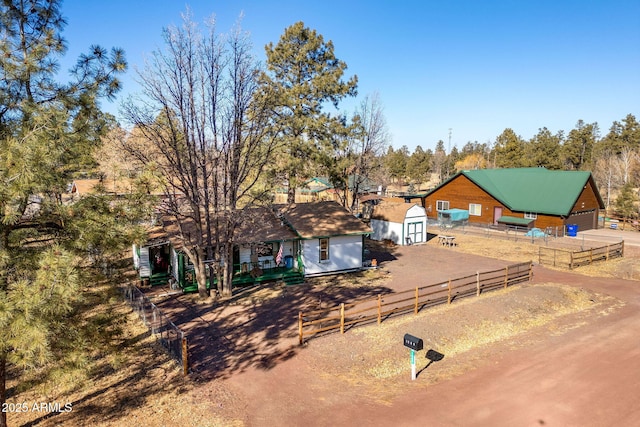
[406,145,432,185]
[527,127,564,169]
[0,2,125,424]
[614,182,639,218]
[563,120,599,170]
[492,128,526,168]
[385,145,409,182]
[262,21,357,204]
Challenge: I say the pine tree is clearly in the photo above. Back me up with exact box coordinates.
[262,22,358,204]
[493,128,526,168]
[0,2,126,425]
[614,182,638,218]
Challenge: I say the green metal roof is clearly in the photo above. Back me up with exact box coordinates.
[457,168,603,216]
[497,216,533,225]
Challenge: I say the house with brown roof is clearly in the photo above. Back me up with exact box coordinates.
[370,202,428,245]
[278,201,372,277]
[133,201,372,291]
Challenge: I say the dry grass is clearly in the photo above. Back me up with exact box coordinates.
[6,273,240,427]
[435,231,640,280]
[306,282,624,403]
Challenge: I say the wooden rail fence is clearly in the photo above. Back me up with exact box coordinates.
[538,241,624,269]
[298,261,533,345]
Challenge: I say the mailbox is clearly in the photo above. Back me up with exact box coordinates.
[403,334,423,351]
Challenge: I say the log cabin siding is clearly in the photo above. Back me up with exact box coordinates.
[425,175,497,224]
[424,171,603,231]
[571,179,601,214]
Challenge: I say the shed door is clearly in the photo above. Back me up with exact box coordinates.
[407,222,424,244]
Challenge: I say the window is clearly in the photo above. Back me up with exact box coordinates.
[436,200,449,211]
[469,203,482,216]
[319,238,329,261]
[524,212,538,220]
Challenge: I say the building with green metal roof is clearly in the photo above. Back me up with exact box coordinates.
[423,168,605,232]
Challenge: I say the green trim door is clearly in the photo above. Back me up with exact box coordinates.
[407,221,423,244]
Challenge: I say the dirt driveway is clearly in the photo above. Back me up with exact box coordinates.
[147,240,640,426]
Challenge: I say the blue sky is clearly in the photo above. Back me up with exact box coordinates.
[60,0,640,152]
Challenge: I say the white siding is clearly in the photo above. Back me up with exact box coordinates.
[371,219,404,245]
[301,235,363,276]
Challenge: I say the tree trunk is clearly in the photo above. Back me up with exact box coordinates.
[196,264,209,299]
[222,245,234,297]
[287,184,296,205]
[1,354,7,427]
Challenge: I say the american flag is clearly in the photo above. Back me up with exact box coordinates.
[275,242,284,266]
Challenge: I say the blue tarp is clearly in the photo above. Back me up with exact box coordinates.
[525,227,547,237]
[438,209,469,221]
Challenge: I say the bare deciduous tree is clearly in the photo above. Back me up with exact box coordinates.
[346,92,389,210]
[122,11,276,297]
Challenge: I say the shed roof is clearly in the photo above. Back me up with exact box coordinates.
[440,168,604,216]
[279,201,371,239]
[371,202,421,223]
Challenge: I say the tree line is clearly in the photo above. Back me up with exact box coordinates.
[382,114,640,214]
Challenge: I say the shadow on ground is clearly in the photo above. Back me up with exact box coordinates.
[150,269,394,381]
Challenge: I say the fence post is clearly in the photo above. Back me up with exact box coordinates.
[504,265,508,289]
[606,244,610,261]
[529,262,533,281]
[152,307,158,335]
[589,248,593,265]
[622,240,625,257]
[447,279,452,304]
[181,336,189,375]
[340,303,345,334]
[553,248,556,267]
[414,287,419,314]
[570,252,574,269]
[476,272,480,296]
[377,295,381,325]
[298,312,303,345]
[538,247,541,265]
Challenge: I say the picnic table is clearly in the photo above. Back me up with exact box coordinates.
[438,235,456,247]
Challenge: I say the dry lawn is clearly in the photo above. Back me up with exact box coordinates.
[433,231,640,280]
[303,282,624,404]
[5,274,241,427]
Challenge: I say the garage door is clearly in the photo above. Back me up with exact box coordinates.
[567,209,597,231]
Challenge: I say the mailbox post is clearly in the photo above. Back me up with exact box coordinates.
[403,334,423,380]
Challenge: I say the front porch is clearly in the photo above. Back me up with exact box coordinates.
[179,262,305,293]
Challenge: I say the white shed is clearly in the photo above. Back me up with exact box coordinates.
[370,202,427,245]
